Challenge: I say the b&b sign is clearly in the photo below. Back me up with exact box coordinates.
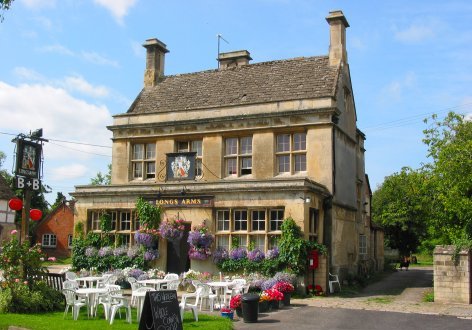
[15,176,41,191]
[139,290,182,330]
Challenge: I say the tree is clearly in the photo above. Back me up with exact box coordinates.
[0,0,14,21]
[90,164,111,185]
[422,112,472,243]
[51,192,67,210]
[372,167,430,255]
[0,150,13,183]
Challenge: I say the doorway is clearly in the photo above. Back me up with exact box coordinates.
[166,223,191,274]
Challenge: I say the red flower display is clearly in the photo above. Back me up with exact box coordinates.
[273,281,294,293]
[230,294,242,309]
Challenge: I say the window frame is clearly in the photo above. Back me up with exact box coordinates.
[224,136,253,177]
[42,233,57,248]
[276,132,307,174]
[131,142,156,180]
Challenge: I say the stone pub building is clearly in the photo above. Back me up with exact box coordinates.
[72,10,384,287]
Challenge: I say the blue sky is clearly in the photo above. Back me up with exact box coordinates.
[0,0,471,204]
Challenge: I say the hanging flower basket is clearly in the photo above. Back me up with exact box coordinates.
[135,231,157,248]
[187,221,214,260]
[159,219,185,241]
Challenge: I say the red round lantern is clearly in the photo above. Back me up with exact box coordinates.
[8,198,23,211]
[29,209,43,221]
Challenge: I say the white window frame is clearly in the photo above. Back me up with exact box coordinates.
[177,140,203,177]
[216,210,230,231]
[251,210,266,231]
[42,234,57,248]
[269,209,284,231]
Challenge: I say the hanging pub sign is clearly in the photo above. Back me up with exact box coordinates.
[166,152,196,181]
[15,139,42,179]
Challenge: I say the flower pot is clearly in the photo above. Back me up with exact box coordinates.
[283,292,291,306]
[269,300,280,310]
[221,311,234,320]
[258,300,269,313]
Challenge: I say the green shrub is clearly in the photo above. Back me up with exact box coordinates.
[0,288,12,314]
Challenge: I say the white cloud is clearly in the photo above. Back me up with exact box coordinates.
[39,44,74,56]
[20,0,56,9]
[94,0,138,24]
[38,44,119,67]
[0,81,112,164]
[392,18,442,44]
[81,51,119,67]
[49,164,89,181]
[131,40,144,57]
[63,75,110,98]
[13,67,44,81]
[381,72,417,102]
[13,68,111,98]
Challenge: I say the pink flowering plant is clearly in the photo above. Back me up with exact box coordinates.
[187,221,214,260]
[159,218,186,241]
[0,231,63,312]
[273,281,294,294]
[265,288,284,301]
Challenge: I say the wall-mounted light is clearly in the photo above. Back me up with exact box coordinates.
[299,196,311,204]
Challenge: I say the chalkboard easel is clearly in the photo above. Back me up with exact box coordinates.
[138,290,183,330]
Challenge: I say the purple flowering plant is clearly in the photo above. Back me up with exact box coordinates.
[230,247,247,260]
[266,247,279,260]
[144,249,160,261]
[98,246,113,257]
[85,247,97,257]
[159,218,186,241]
[135,231,156,248]
[247,248,265,262]
[187,221,214,260]
[212,247,229,264]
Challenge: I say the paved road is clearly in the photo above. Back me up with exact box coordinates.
[234,305,472,330]
[235,267,472,329]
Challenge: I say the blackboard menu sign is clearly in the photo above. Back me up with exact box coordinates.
[138,290,182,330]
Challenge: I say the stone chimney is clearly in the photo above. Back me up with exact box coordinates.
[218,50,252,70]
[143,38,169,87]
[326,10,349,66]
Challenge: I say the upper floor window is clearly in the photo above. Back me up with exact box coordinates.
[176,140,203,177]
[276,133,306,174]
[120,211,131,231]
[225,137,252,177]
[269,209,284,231]
[42,234,57,248]
[217,210,230,231]
[233,210,248,231]
[132,143,156,180]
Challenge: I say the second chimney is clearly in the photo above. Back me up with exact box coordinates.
[143,38,169,87]
[218,50,252,70]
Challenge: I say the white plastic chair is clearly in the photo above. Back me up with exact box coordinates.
[162,273,179,289]
[65,271,78,281]
[62,289,87,320]
[328,272,341,293]
[109,295,132,324]
[179,287,202,322]
[63,280,79,290]
[195,283,217,312]
[128,277,143,307]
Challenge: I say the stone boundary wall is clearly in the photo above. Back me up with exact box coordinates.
[434,245,471,304]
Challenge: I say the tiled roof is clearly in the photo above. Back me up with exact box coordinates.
[127,56,339,114]
[0,175,14,200]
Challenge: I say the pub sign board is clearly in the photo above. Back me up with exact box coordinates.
[15,139,42,179]
[138,290,182,330]
[166,152,196,181]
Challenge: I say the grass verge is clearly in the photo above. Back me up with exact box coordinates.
[0,309,232,330]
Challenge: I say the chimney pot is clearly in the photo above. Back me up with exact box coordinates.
[143,38,169,87]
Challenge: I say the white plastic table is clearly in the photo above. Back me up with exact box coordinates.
[76,287,108,317]
[137,279,171,290]
[207,281,232,308]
